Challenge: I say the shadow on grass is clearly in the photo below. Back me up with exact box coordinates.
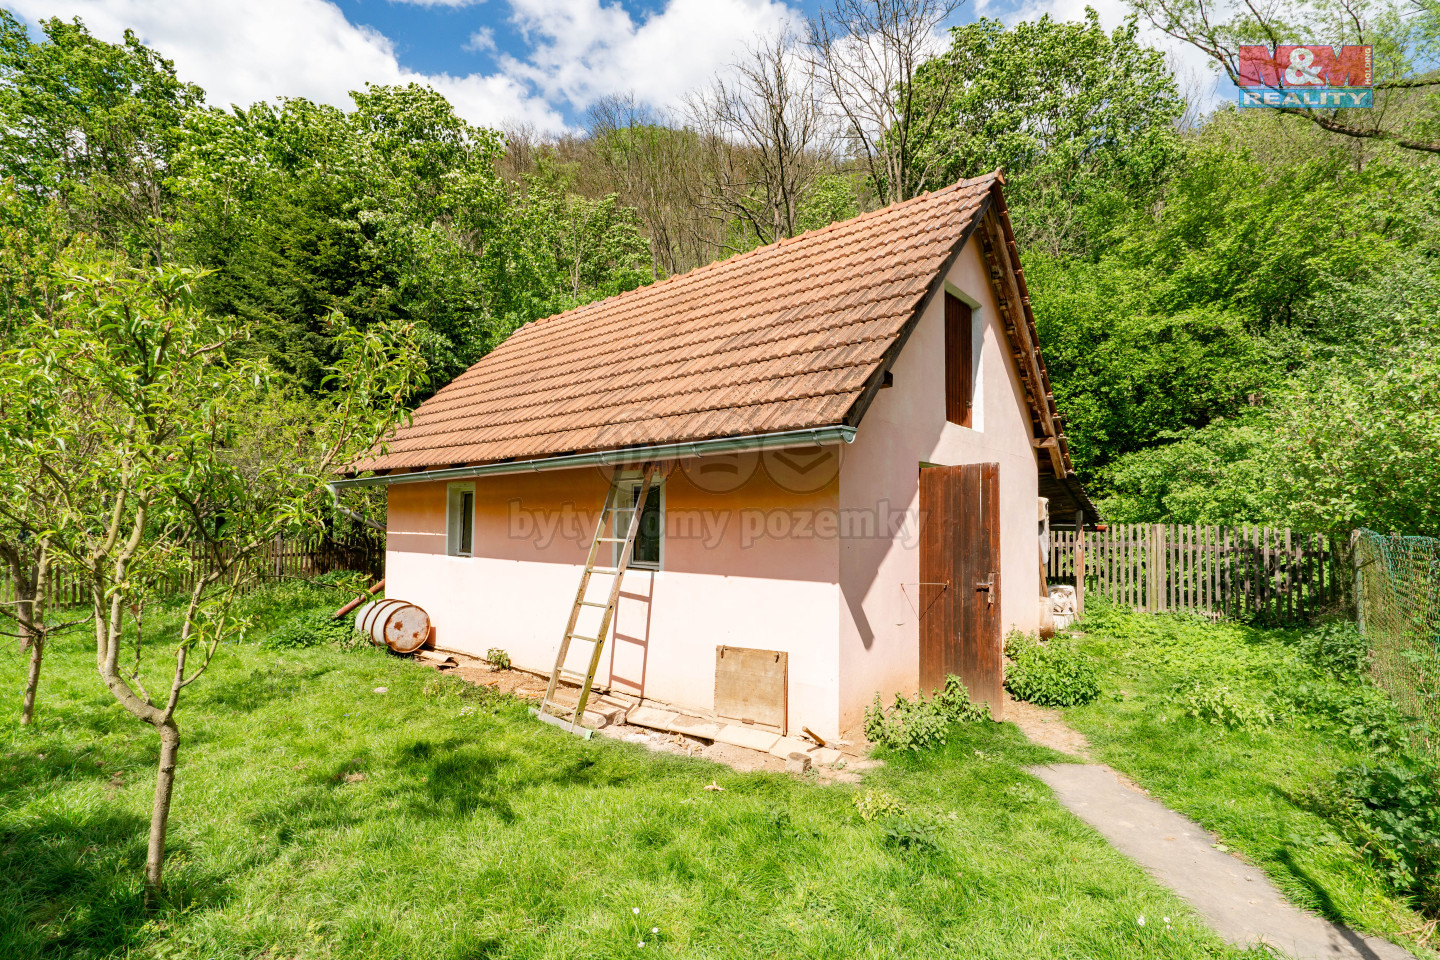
[391,737,611,823]
[0,808,231,959]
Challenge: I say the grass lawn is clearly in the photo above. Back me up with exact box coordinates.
[0,583,1247,960]
[1063,602,1437,958]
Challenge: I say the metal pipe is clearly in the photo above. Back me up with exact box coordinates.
[328,425,858,489]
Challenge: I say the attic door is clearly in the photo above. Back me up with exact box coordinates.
[919,463,1003,717]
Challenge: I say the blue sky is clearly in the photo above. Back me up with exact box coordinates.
[5,0,1218,131]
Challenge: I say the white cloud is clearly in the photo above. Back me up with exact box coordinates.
[502,0,798,114]
[391,0,486,6]
[466,26,497,53]
[5,0,570,131]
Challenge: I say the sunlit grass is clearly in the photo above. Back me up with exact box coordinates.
[1064,602,1435,957]
[1,583,1246,959]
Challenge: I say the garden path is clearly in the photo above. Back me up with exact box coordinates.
[1009,698,1416,960]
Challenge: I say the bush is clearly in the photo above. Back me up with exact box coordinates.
[881,814,942,854]
[485,648,512,670]
[1310,760,1440,917]
[261,609,367,650]
[1173,680,1273,731]
[1298,620,1369,678]
[863,675,989,751]
[853,789,906,823]
[1005,636,1100,707]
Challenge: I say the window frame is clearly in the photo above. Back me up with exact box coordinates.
[446,482,475,557]
[613,474,664,572]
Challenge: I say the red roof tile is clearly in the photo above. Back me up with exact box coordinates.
[355,174,1000,472]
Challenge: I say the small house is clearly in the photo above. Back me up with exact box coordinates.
[338,172,1095,742]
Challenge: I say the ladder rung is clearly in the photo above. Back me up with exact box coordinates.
[595,537,628,543]
[589,566,621,575]
[567,633,602,644]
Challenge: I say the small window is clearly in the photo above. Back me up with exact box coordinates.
[447,483,475,557]
[615,478,663,571]
[945,292,974,428]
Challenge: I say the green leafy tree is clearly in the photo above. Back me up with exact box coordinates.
[0,253,425,900]
[909,9,1184,255]
[0,13,204,264]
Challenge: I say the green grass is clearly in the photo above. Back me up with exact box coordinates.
[0,584,1249,959]
[1063,602,1436,957]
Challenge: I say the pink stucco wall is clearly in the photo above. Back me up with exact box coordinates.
[385,460,845,738]
[835,237,1041,735]
[383,233,1044,740]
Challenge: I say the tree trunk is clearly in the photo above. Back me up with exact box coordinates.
[144,719,180,905]
[20,633,42,726]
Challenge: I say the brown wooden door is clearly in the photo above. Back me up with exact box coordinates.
[919,462,1003,717]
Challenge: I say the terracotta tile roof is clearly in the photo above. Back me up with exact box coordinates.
[355,173,1000,472]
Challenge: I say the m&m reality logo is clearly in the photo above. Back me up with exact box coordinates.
[1237,45,1373,108]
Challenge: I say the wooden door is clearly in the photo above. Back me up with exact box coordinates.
[919,463,1003,717]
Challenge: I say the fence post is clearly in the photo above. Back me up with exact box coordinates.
[1073,510,1085,620]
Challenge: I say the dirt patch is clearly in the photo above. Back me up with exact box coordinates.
[420,649,872,783]
[1003,692,1092,758]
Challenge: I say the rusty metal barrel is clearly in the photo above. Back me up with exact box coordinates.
[355,599,431,654]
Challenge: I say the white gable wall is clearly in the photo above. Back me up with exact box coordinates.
[835,233,1042,735]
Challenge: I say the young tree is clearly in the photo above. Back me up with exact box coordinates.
[0,255,425,901]
[689,30,838,245]
[803,0,965,205]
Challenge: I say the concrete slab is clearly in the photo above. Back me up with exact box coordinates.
[806,747,844,765]
[668,715,724,740]
[767,736,817,760]
[1030,764,1415,960]
[713,724,782,753]
[626,706,681,730]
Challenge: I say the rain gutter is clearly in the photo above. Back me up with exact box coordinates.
[328,425,858,490]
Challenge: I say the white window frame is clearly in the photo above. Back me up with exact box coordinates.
[446,482,475,557]
[613,474,664,572]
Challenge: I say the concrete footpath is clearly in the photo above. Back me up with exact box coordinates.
[1030,763,1416,960]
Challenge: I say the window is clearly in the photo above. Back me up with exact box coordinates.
[944,292,974,428]
[446,483,475,556]
[614,477,663,571]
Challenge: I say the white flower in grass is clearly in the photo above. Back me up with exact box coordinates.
[1163,917,1171,924]
[638,942,645,948]
[652,927,658,934]
[1137,915,1146,926]
[633,907,640,915]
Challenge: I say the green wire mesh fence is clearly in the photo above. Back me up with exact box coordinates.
[1355,528,1440,759]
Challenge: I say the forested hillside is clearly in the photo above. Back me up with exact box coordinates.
[1,5,1436,534]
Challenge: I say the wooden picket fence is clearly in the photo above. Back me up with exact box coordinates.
[1048,523,1350,624]
[0,531,384,606]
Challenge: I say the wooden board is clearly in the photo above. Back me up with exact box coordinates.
[920,462,1003,717]
[714,646,788,733]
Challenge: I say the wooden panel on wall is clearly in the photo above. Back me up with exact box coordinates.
[714,646,788,733]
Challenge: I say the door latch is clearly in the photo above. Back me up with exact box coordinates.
[975,575,996,607]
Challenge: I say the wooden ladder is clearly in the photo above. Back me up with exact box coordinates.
[531,464,657,738]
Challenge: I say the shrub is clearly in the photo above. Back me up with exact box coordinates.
[485,648,512,670]
[1298,620,1369,678]
[863,675,989,751]
[1172,680,1273,731]
[853,789,906,823]
[261,609,367,650]
[882,814,942,854]
[1310,760,1440,917]
[1005,637,1100,707]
